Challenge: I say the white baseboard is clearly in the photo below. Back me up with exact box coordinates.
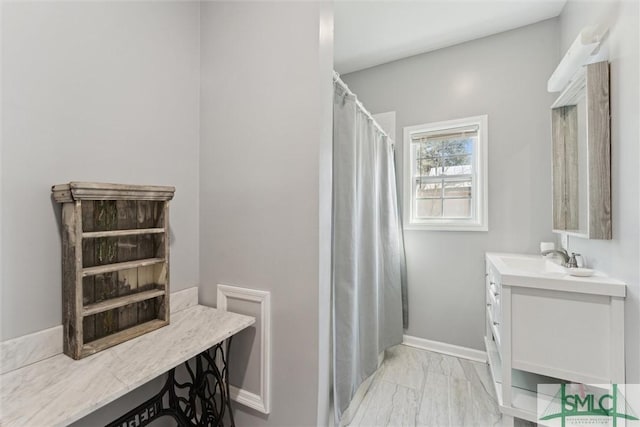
[0,325,63,375]
[402,335,487,363]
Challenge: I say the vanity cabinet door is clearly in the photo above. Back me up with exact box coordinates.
[510,288,620,384]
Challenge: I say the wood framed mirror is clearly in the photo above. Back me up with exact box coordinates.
[551,61,611,239]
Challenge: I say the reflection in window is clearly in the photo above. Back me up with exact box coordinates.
[413,132,475,219]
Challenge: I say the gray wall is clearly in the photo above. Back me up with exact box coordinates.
[1,1,201,341]
[1,1,200,424]
[342,19,559,350]
[199,2,332,426]
[558,0,640,383]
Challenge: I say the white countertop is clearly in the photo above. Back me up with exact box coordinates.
[0,305,255,427]
[486,252,626,297]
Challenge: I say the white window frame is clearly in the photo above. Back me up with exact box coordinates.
[403,115,488,231]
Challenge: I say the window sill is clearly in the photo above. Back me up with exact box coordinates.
[404,222,488,232]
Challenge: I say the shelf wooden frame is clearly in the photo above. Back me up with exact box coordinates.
[82,258,166,277]
[52,182,175,203]
[83,228,165,239]
[53,182,175,360]
[83,288,166,317]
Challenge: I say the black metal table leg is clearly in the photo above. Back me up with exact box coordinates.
[106,338,235,427]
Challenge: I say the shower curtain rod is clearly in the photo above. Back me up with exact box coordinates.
[333,71,392,142]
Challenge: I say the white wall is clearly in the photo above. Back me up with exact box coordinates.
[2,2,334,425]
[1,2,200,424]
[558,0,640,383]
[199,2,332,425]
[342,19,560,350]
[1,1,201,341]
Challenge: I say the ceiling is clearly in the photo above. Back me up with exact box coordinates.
[334,0,567,74]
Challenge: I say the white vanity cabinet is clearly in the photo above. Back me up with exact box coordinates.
[484,252,626,424]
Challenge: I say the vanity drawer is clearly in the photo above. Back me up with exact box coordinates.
[486,269,501,318]
[486,264,502,351]
[489,285,501,321]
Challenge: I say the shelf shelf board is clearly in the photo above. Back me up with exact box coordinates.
[484,335,559,424]
[83,228,165,239]
[81,319,168,358]
[82,258,165,277]
[52,182,175,203]
[83,289,166,317]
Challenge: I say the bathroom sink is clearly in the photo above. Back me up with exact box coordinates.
[486,252,626,297]
[496,255,565,275]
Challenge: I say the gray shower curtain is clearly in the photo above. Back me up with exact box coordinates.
[332,79,406,424]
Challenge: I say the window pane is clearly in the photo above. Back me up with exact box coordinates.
[443,198,471,218]
[441,138,473,156]
[417,157,440,176]
[418,140,441,157]
[443,154,471,165]
[444,180,472,198]
[416,199,442,218]
[442,154,471,175]
[416,181,442,198]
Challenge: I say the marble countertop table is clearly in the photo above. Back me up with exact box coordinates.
[0,305,255,427]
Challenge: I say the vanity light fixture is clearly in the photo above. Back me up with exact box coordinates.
[547,25,608,93]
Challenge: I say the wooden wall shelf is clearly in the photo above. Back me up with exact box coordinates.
[83,228,165,239]
[52,182,175,359]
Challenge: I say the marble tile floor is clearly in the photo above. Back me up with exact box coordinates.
[347,344,535,427]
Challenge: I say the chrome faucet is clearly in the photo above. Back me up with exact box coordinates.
[541,248,570,265]
[566,252,580,268]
